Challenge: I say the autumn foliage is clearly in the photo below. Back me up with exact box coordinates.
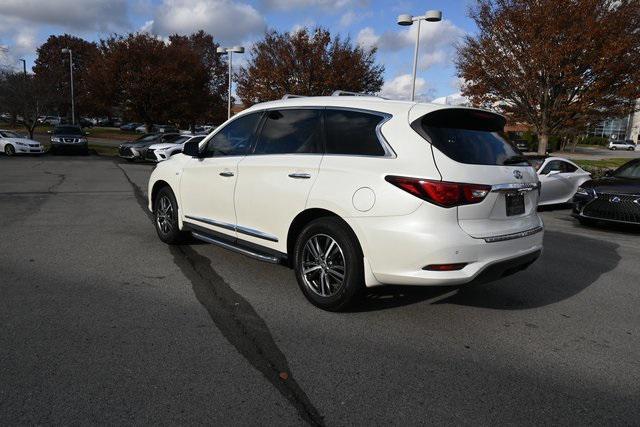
[236,28,384,106]
[456,0,640,154]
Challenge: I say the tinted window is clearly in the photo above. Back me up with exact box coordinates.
[614,160,640,179]
[254,109,321,155]
[541,160,563,174]
[413,109,526,166]
[0,131,21,138]
[54,126,83,135]
[325,109,386,156]
[541,160,577,174]
[563,162,577,173]
[205,112,261,157]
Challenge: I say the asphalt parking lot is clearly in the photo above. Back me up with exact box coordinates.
[1,154,639,425]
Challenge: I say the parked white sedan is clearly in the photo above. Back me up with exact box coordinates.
[0,130,45,156]
[530,156,591,206]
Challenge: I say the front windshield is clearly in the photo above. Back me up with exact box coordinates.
[0,131,22,138]
[614,160,640,179]
[54,126,83,135]
[171,136,189,145]
[135,134,158,142]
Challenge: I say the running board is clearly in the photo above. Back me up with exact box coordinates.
[191,231,281,264]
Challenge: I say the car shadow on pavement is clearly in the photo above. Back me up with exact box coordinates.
[351,230,620,312]
[447,230,621,310]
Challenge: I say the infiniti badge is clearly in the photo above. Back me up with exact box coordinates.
[610,196,621,203]
[513,170,523,180]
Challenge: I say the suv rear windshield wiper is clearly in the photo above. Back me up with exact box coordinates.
[503,155,530,166]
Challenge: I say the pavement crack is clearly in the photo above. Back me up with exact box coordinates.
[114,160,325,426]
[44,171,66,193]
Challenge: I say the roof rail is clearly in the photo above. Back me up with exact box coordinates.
[331,90,380,97]
[282,94,306,99]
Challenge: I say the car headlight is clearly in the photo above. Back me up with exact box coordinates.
[575,186,592,197]
[51,137,61,142]
[78,138,87,143]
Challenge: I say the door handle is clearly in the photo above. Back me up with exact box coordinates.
[219,171,234,177]
[288,173,311,179]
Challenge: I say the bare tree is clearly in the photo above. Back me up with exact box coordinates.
[0,71,53,139]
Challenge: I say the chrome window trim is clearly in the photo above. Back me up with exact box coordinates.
[185,215,279,242]
[491,182,540,193]
[245,105,397,159]
[482,226,544,243]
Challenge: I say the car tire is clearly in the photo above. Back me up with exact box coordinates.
[153,187,189,244]
[611,147,617,151]
[293,217,364,311]
[629,147,635,151]
[4,144,15,156]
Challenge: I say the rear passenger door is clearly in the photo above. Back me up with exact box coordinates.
[234,108,323,253]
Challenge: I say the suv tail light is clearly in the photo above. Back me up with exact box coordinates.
[385,176,491,208]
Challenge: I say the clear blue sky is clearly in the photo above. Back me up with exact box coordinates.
[0,0,478,100]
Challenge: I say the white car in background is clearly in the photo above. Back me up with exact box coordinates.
[147,94,544,311]
[608,140,636,151]
[529,156,591,206]
[144,134,205,162]
[0,130,44,156]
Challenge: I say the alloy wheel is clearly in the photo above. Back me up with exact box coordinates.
[301,234,346,297]
[5,145,15,156]
[156,195,174,234]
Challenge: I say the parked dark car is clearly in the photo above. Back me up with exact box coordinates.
[118,133,180,161]
[120,122,142,132]
[572,158,640,226]
[79,117,94,128]
[50,125,88,154]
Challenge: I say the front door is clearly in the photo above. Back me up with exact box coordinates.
[179,112,263,239]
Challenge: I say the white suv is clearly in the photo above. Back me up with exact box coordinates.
[147,94,543,311]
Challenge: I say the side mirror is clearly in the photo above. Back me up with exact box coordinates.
[84,131,90,136]
[183,140,202,157]
[604,169,614,177]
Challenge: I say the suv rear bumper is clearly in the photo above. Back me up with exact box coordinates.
[346,203,544,286]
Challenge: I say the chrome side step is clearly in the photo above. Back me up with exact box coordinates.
[191,231,281,264]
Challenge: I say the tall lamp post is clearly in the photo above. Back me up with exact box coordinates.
[61,48,75,125]
[217,46,244,120]
[18,58,26,75]
[397,10,442,101]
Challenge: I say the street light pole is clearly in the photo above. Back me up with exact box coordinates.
[18,58,26,75]
[397,10,443,102]
[61,48,75,125]
[217,46,244,120]
[410,19,421,102]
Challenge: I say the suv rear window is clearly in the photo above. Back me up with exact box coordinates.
[412,108,527,166]
[324,109,387,156]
